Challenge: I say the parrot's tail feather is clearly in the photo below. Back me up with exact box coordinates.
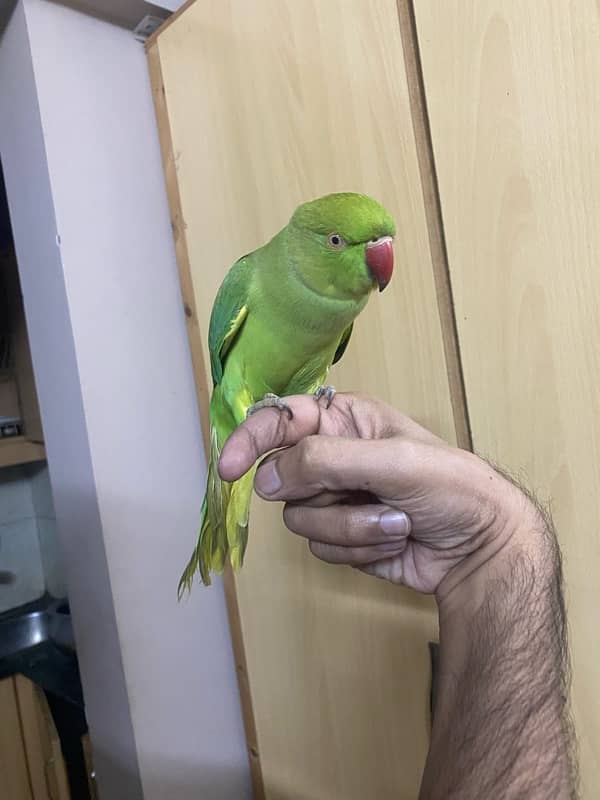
[207,425,229,573]
[177,500,211,598]
[229,527,247,572]
[226,467,255,571]
[178,427,225,597]
[178,425,255,596]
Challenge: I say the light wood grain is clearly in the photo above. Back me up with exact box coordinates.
[150,1,460,797]
[0,436,45,468]
[15,675,50,800]
[415,1,600,792]
[0,677,33,800]
[15,676,70,800]
[396,0,472,451]
[38,691,71,800]
[147,41,265,798]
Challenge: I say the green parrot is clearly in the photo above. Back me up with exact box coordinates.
[179,192,395,594]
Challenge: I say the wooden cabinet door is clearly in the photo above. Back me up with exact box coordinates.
[148,2,462,797]
[0,676,32,800]
[14,676,70,800]
[415,1,600,792]
[0,676,70,800]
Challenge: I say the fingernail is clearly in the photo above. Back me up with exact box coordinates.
[255,460,282,496]
[379,510,410,536]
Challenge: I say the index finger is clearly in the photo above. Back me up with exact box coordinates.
[218,395,323,481]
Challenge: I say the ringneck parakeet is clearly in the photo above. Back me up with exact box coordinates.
[179,192,395,594]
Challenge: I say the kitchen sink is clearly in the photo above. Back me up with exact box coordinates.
[0,600,75,662]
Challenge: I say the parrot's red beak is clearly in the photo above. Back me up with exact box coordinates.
[366,236,394,291]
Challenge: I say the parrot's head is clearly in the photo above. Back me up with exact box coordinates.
[288,192,396,299]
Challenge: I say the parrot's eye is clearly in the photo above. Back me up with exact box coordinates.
[327,233,346,250]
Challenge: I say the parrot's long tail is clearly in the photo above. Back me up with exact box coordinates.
[178,426,256,597]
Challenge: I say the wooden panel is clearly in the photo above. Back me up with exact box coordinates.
[0,374,20,418]
[149,1,460,797]
[0,436,45,468]
[0,677,33,800]
[15,676,70,800]
[36,689,71,800]
[14,675,49,800]
[414,1,600,792]
[0,249,43,442]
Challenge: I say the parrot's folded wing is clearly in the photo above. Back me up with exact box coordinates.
[332,322,354,365]
[208,255,253,386]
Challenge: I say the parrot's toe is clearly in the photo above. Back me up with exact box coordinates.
[314,384,336,409]
[247,393,294,420]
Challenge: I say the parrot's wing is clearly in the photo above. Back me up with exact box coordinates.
[208,256,252,386]
[332,323,354,365]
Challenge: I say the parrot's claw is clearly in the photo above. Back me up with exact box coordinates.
[314,384,336,409]
[247,393,294,420]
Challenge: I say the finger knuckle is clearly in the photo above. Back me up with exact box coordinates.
[282,504,302,532]
[298,435,320,470]
[395,437,420,464]
[273,411,290,448]
[334,507,367,543]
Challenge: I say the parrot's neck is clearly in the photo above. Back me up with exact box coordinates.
[254,230,368,341]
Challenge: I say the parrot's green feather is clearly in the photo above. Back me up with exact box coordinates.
[333,323,354,365]
[206,426,227,573]
[178,427,225,594]
[177,497,211,595]
[179,192,396,592]
[208,256,252,386]
[226,466,255,570]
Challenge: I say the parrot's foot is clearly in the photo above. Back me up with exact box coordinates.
[247,393,294,420]
[314,384,336,409]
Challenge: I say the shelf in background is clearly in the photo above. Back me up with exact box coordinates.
[0,436,45,469]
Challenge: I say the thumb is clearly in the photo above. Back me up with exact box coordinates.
[254,435,415,502]
[218,395,323,481]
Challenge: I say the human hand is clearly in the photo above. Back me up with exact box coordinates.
[218,393,540,599]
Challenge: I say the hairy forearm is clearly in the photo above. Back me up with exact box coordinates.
[420,516,578,799]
